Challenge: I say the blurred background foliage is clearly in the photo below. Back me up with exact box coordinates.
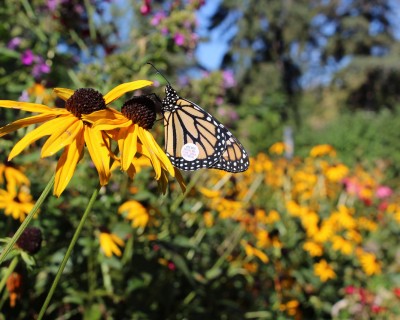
[1,0,400,319]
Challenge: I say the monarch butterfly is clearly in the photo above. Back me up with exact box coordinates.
[148,63,249,173]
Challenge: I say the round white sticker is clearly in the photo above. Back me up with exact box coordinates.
[181,143,200,161]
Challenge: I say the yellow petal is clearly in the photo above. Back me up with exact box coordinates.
[0,100,67,113]
[103,80,153,105]
[0,113,58,138]
[138,128,173,178]
[120,124,138,171]
[54,129,85,197]
[41,117,82,157]
[84,126,111,186]
[8,116,71,160]
[83,108,131,130]
[110,234,125,247]
[53,88,75,101]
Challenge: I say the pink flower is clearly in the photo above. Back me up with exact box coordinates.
[174,33,185,46]
[344,285,357,295]
[167,261,176,271]
[140,0,151,15]
[375,185,393,199]
[222,70,236,88]
[151,12,166,26]
[371,304,385,313]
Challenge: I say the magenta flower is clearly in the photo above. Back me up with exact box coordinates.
[21,50,35,65]
[32,60,51,78]
[7,37,21,50]
[174,33,185,46]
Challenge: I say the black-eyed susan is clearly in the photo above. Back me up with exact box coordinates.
[0,163,30,191]
[0,80,152,196]
[98,229,125,257]
[83,94,185,193]
[313,259,336,282]
[356,249,382,276]
[118,199,150,229]
[0,185,35,222]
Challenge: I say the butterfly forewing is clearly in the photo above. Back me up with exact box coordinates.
[162,97,226,170]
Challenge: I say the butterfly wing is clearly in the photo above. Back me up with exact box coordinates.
[210,128,250,173]
[162,97,227,171]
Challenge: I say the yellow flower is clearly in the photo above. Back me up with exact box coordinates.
[325,163,349,182]
[269,142,286,155]
[199,187,221,198]
[280,300,300,316]
[330,205,356,230]
[0,185,35,222]
[357,217,377,232]
[119,200,150,228]
[310,144,336,158]
[83,95,185,194]
[203,211,214,227]
[314,259,336,282]
[0,164,30,191]
[331,235,353,255]
[241,240,269,263]
[303,241,323,257]
[243,262,258,273]
[357,251,382,276]
[265,209,280,224]
[312,221,334,243]
[0,80,152,196]
[98,231,125,257]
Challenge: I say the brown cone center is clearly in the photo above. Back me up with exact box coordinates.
[65,88,106,118]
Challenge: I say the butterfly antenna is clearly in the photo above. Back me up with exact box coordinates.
[147,62,171,86]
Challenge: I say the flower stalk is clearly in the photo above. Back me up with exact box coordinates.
[0,174,55,265]
[37,185,100,320]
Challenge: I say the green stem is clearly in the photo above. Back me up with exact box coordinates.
[0,174,55,265]
[170,171,202,212]
[0,257,18,293]
[37,185,100,320]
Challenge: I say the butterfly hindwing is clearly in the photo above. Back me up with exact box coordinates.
[210,127,250,173]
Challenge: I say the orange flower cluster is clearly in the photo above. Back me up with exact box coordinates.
[197,144,396,317]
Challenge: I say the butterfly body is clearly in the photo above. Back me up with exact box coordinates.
[160,85,249,173]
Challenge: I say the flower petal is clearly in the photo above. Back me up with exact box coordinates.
[53,88,75,101]
[119,124,138,171]
[139,127,174,177]
[41,117,82,157]
[0,113,58,138]
[83,108,131,130]
[8,116,71,160]
[54,128,85,197]
[0,100,68,114]
[103,80,153,105]
[84,126,111,186]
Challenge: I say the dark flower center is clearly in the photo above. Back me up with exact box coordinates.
[121,94,158,129]
[15,227,42,255]
[65,88,106,118]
